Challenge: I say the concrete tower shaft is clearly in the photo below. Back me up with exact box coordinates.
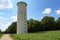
[17,2,27,34]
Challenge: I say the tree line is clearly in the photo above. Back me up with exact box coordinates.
[28,16,60,32]
[0,16,60,33]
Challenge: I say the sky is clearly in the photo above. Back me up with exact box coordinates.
[0,0,60,31]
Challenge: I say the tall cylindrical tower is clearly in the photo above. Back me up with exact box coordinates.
[17,2,27,34]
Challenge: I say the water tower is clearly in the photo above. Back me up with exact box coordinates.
[17,2,27,34]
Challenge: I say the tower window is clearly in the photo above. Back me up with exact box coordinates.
[24,11,26,13]
[24,23,26,26]
[24,14,25,16]
[25,26,26,29]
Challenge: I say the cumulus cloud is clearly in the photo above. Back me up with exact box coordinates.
[0,16,11,31]
[0,16,10,21]
[41,17,43,19]
[55,9,60,14]
[42,8,52,14]
[0,22,12,31]
[0,16,13,31]
[10,16,17,21]
[0,16,17,31]
[0,0,13,9]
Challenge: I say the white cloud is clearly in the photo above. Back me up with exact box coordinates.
[42,8,52,14]
[0,16,13,31]
[0,0,13,9]
[10,16,17,21]
[0,16,10,21]
[0,17,4,19]
[55,9,60,14]
[7,0,13,8]
[41,17,43,19]
[0,22,12,31]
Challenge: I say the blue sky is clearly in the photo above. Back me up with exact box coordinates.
[0,0,60,31]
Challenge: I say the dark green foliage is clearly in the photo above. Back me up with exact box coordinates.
[41,16,55,30]
[5,22,17,34]
[27,16,60,32]
[56,17,60,30]
[27,19,43,32]
[0,29,1,34]
[4,16,60,33]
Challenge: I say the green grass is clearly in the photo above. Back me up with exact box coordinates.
[0,34,3,38]
[11,30,60,40]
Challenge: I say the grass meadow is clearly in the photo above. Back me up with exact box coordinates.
[0,34,3,38]
[10,30,60,40]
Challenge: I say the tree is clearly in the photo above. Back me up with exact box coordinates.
[5,22,17,34]
[27,19,36,32]
[56,17,60,30]
[0,29,1,34]
[4,16,60,33]
[41,16,55,30]
[27,19,43,32]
